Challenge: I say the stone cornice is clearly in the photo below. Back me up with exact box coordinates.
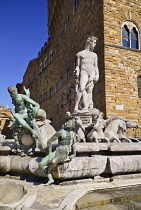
[105,43,141,53]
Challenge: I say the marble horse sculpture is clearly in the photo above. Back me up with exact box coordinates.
[86,114,106,142]
[86,116,140,143]
[104,117,140,143]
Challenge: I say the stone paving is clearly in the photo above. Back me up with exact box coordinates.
[1,175,141,210]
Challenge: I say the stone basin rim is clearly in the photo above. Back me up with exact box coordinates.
[0,181,37,209]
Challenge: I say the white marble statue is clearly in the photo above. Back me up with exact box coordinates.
[74,36,99,113]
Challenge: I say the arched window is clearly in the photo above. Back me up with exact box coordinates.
[65,15,69,31]
[33,72,36,79]
[39,94,42,103]
[54,83,58,93]
[50,88,53,97]
[122,21,139,50]
[66,68,70,80]
[59,33,63,43]
[137,76,141,98]
[73,0,79,15]
[49,51,53,62]
[122,25,129,47]
[60,77,63,87]
[131,27,138,49]
[39,63,43,73]
[44,57,48,68]
[44,91,47,100]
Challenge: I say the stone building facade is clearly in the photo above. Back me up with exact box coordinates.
[23,58,38,101]
[23,0,141,130]
[104,0,141,124]
[0,105,12,138]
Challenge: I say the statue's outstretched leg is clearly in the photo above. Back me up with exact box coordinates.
[87,83,94,110]
[41,151,68,186]
[74,72,88,112]
[44,172,54,186]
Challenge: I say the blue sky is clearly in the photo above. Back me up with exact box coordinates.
[0,0,48,109]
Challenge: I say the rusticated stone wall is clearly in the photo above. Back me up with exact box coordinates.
[23,58,38,102]
[104,0,141,125]
[105,45,141,123]
[0,105,12,138]
[104,0,141,46]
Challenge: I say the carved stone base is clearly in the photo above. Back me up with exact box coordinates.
[72,108,103,128]
[1,143,141,181]
[52,156,107,179]
[10,119,56,156]
[72,113,93,127]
